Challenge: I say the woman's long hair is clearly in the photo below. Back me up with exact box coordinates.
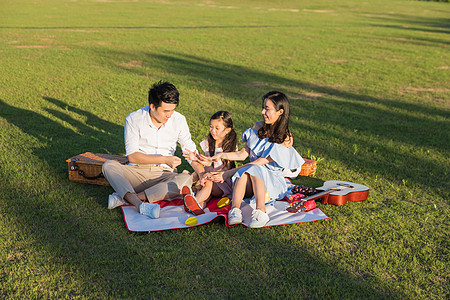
[207,111,237,169]
[258,91,291,144]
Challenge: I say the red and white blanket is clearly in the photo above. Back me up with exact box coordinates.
[121,197,329,232]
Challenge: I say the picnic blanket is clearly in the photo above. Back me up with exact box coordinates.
[121,196,329,232]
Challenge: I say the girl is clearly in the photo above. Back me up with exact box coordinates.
[209,91,304,228]
[182,111,238,215]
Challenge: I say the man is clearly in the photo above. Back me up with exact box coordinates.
[102,81,204,218]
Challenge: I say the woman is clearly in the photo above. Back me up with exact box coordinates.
[210,91,304,228]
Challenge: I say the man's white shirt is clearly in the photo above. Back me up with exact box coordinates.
[124,106,197,168]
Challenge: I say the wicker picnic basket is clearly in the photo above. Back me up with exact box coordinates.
[66,152,128,186]
[299,158,317,176]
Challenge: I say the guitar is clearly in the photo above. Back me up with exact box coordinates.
[286,180,369,213]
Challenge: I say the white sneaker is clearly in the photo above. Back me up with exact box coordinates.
[228,207,242,225]
[139,203,160,219]
[249,209,270,228]
[108,192,126,209]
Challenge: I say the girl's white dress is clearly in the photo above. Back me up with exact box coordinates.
[232,128,305,201]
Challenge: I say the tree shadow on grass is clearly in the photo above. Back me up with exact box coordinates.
[42,96,125,156]
[0,97,406,298]
[0,96,123,200]
[361,12,450,46]
[88,48,449,191]
[366,13,450,34]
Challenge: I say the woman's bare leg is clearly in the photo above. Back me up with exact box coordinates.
[250,175,266,212]
[231,173,253,209]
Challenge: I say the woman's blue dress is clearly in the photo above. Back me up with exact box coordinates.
[232,128,305,201]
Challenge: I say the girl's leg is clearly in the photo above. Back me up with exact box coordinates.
[250,175,266,212]
[194,180,213,208]
[210,183,224,198]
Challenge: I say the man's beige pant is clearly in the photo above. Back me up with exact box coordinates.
[102,160,192,203]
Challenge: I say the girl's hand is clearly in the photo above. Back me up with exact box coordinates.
[198,153,213,162]
[197,153,213,167]
[209,171,225,183]
[200,172,213,186]
[211,152,224,162]
[182,149,198,161]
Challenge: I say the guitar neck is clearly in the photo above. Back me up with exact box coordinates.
[302,189,336,202]
[290,188,345,210]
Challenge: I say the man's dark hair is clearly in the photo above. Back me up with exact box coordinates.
[148,81,179,108]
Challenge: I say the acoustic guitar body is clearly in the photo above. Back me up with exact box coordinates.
[316,180,369,205]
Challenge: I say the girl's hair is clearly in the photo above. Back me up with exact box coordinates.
[207,111,237,169]
[258,91,291,144]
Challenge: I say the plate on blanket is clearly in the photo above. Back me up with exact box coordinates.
[120,197,329,232]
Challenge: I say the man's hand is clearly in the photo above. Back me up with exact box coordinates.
[182,149,198,161]
[165,156,182,169]
[183,149,212,167]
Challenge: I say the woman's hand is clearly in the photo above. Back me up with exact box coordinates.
[282,135,293,148]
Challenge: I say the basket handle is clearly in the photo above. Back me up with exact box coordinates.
[77,170,104,180]
[70,161,104,180]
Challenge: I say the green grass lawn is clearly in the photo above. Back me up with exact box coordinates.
[0,0,449,298]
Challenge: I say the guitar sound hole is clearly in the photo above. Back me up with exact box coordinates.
[337,183,354,189]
